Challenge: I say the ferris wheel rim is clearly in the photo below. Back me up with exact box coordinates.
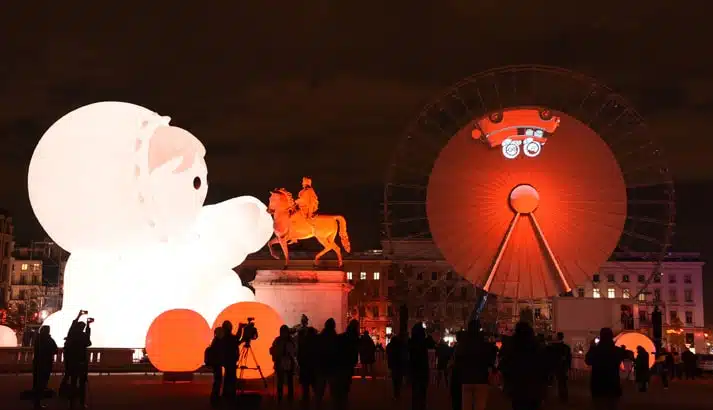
[383,65,675,299]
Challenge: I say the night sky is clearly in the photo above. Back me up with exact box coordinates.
[2,3,712,320]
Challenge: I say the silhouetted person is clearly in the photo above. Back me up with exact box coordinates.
[585,328,626,410]
[314,318,338,408]
[435,339,452,387]
[358,330,376,380]
[660,348,672,389]
[205,327,225,408]
[409,323,429,410]
[221,320,241,402]
[450,331,465,410]
[271,325,297,403]
[32,325,57,409]
[333,319,360,409]
[499,321,547,410]
[386,333,407,399]
[546,332,572,403]
[64,311,92,409]
[634,346,650,392]
[681,349,696,379]
[297,326,319,407]
[455,319,496,410]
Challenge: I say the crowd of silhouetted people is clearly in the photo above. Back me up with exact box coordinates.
[24,310,705,410]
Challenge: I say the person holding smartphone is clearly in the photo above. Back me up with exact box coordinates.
[63,310,93,409]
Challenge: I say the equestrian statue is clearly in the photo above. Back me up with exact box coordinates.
[267,177,351,267]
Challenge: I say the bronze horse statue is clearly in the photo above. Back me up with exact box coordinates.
[267,188,351,267]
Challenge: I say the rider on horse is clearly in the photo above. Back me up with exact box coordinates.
[295,176,319,220]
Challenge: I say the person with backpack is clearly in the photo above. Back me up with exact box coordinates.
[270,325,297,404]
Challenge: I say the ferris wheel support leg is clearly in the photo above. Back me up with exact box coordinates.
[529,213,572,294]
[482,213,520,293]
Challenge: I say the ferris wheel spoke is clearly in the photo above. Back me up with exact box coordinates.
[483,212,520,292]
[529,213,572,294]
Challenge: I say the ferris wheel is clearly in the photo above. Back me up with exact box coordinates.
[383,65,675,302]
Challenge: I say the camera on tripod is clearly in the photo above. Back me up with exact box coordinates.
[238,317,258,346]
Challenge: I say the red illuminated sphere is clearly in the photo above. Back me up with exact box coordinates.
[615,332,656,368]
[427,110,626,299]
[145,309,212,372]
[213,301,284,379]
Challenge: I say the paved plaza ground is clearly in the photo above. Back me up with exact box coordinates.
[1,373,713,409]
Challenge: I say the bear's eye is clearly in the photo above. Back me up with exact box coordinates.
[193,176,201,190]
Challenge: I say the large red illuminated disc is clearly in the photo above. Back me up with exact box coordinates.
[427,110,626,299]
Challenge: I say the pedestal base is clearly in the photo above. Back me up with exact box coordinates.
[253,270,353,331]
[162,372,194,382]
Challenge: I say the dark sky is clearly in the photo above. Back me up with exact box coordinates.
[1,3,712,318]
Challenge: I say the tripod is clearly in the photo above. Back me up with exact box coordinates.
[237,342,267,392]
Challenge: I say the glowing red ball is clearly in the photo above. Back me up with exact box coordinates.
[145,309,212,372]
[213,301,284,379]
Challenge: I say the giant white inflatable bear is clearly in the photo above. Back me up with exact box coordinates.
[29,102,273,348]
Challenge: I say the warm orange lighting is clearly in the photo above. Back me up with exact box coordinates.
[615,332,656,368]
[212,301,284,379]
[145,309,212,372]
[428,110,626,299]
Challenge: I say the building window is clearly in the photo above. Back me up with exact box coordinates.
[607,288,616,298]
[685,311,693,324]
[461,306,469,319]
[638,275,645,283]
[593,288,601,298]
[669,289,677,302]
[607,274,615,283]
[32,263,40,271]
[653,275,661,283]
[534,308,542,319]
[460,287,468,299]
[360,272,367,280]
[684,289,693,303]
[668,274,676,284]
[638,292,646,302]
[387,287,394,298]
[347,272,353,281]
[372,306,379,318]
[446,304,454,316]
[653,289,661,302]
[373,271,380,280]
[416,272,423,280]
[417,306,424,317]
[622,274,630,283]
[669,311,678,322]
[639,310,648,322]
[623,289,631,299]
[592,274,600,283]
[577,288,585,298]
[431,272,438,280]
[684,274,692,284]
[21,263,28,271]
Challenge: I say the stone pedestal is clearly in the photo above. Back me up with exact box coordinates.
[253,270,353,332]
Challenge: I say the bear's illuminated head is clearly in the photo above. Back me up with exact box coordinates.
[28,102,208,252]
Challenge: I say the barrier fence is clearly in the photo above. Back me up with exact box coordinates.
[0,347,592,381]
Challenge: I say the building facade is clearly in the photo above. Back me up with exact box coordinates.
[7,258,44,324]
[0,212,14,310]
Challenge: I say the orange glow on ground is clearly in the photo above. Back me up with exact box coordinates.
[615,332,656,368]
[428,109,627,299]
[145,309,212,372]
[212,302,284,379]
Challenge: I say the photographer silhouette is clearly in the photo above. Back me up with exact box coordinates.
[238,317,258,346]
